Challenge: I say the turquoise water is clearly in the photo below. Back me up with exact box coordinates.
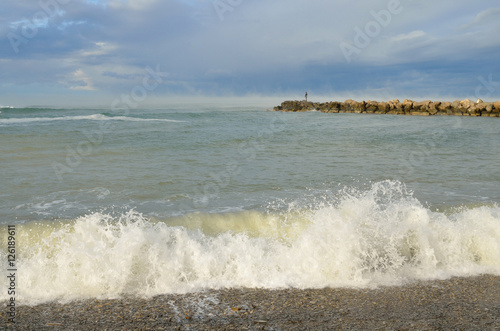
[1,104,499,304]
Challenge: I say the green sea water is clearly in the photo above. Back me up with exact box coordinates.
[1,104,499,220]
[1,103,499,304]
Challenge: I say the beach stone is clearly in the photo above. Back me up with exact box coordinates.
[387,99,401,110]
[365,101,378,113]
[475,102,493,113]
[410,111,430,116]
[278,100,302,111]
[428,102,440,115]
[342,99,358,112]
[420,100,432,107]
[346,99,364,109]
[354,101,366,113]
[376,102,390,113]
[324,102,340,113]
[403,99,414,111]
[451,100,461,109]
[437,102,451,112]
[414,100,431,112]
[460,99,475,109]
[476,98,484,103]
[272,99,500,117]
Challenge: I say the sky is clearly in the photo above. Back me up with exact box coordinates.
[1,0,500,107]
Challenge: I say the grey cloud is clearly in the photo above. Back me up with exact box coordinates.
[1,0,500,105]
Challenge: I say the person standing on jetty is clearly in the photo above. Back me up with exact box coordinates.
[305,92,308,102]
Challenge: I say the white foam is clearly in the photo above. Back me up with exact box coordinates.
[1,181,499,305]
[0,114,184,124]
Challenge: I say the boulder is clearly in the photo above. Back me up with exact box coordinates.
[491,103,500,113]
[414,100,431,111]
[377,102,390,113]
[343,99,364,113]
[279,100,308,112]
[410,111,430,116]
[437,102,451,112]
[354,101,366,112]
[475,102,493,113]
[402,99,414,111]
[387,99,401,110]
[273,99,500,117]
[460,99,475,109]
[326,102,341,113]
[365,100,378,113]
[428,101,440,115]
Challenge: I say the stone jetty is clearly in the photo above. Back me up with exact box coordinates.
[272,99,500,117]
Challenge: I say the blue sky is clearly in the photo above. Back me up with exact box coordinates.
[1,0,499,107]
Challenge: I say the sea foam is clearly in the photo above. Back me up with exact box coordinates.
[0,114,183,125]
[1,181,499,305]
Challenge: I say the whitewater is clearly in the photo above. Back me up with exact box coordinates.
[1,105,499,305]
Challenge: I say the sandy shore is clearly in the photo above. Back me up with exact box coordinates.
[2,275,500,330]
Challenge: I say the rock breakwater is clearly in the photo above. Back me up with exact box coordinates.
[273,99,500,117]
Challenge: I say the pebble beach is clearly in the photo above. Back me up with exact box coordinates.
[3,275,499,330]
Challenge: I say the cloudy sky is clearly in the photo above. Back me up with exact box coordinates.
[1,0,499,107]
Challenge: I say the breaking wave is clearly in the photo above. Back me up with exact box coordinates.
[1,181,499,305]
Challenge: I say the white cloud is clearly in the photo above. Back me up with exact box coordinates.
[69,69,96,91]
[1,0,500,105]
[108,0,159,10]
[391,30,426,42]
[79,42,117,57]
[460,7,500,30]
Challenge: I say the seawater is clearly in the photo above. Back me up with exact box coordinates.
[1,103,499,305]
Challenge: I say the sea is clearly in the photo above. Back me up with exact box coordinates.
[1,102,499,305]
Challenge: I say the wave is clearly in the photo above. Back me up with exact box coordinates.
[1,181,499,305]
[0,114,185,124]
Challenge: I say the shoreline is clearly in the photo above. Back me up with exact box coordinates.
[272,99,500,117]
[3,275,499,330]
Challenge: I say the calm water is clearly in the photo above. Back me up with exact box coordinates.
[1,104,499,304]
